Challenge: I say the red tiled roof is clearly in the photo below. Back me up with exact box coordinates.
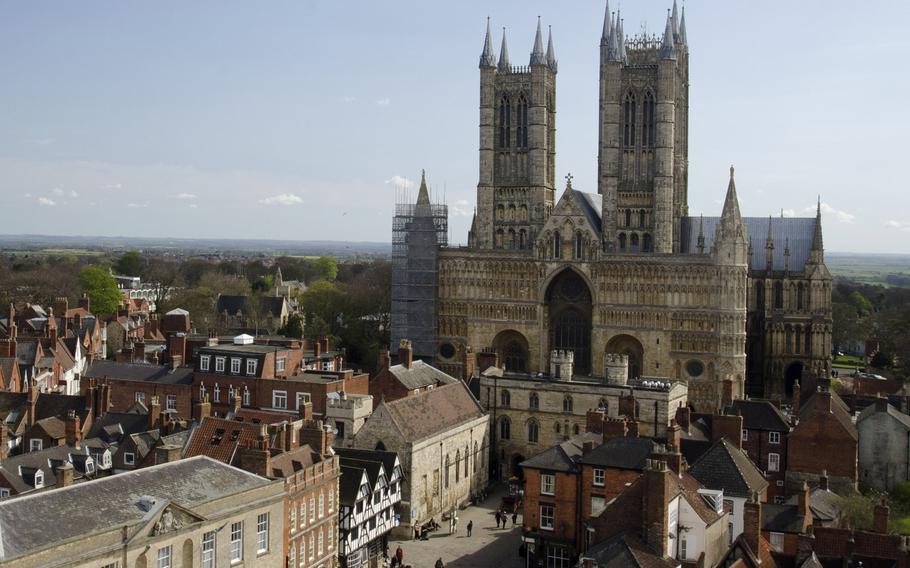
[183,416,264,465]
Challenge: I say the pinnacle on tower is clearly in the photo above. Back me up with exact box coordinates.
[679,5,688,47]
[601,0,612,45]
[546,25,557,71]
[416,169,430,206]
[671,0,680,39]
[811,196,825,253]
[479,17,497,68]
[721,165,743,226]
[766,216,774,246]
[659,11,677,60]
[617,13,627,62]
[697,214,706,254]
[498,28,511,71]
[530,16,546,65]
[606,11,622,62]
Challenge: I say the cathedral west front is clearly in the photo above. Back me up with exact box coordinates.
[391,2,832,412]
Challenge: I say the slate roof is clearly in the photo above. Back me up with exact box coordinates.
[0,358,16,384]
[335,447,401,482]
[0,442,101,495]
[269,445,320,479]
[33,416,66,440]
[382,381,485,442]
[0,456,273,562]
[34,394,90,425]
[15,341,39,370]
[784,487,841,524]
[857,401,910,430]
[216,295,287,318]
[521,432,601,473]
[574,190,604,233]
[729,399,791,432]
[680,215,818,272]
[339,465,368,507]
[689,438,769,498]
[84,360,193,385]
[583,532,676,568]
[577,436,658,470]
[762,502,808,533]
[88,411,150,443]
[387,360,458,390]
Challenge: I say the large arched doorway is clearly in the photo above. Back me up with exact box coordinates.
[605,334,645,381]
[546,270,593,375]
[510,454,526,480]
[785,361,804,397]
[492,330,530,373]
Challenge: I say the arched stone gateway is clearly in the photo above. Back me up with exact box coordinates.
[545,269,593,375]
[605,334,644,381]
[492,330,530,373]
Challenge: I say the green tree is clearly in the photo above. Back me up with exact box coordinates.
[278,313,305,339]
[115,251,144,276]
[301,280,347,339]
[79,266,122,316]
[313,256,338,282]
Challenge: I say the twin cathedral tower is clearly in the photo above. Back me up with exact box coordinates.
[391,2,832,411]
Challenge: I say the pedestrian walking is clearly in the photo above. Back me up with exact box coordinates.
[467,520,473,537]
[395,545,403,567]
[512,512,518,527]
[435,558,445,568]
[495,510,501,528]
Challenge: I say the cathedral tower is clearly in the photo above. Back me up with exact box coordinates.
[598,2,689,254]
[474,18,557,250]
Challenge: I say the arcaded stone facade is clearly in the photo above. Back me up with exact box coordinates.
[399,4,833,410]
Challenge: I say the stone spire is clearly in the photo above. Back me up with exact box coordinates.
[679,5,688,47]
[546,26,557,72]
[659,11,677,60]
[416,169,430,206]
[479,17,496,68]
[715,166,748,264]
[697,214,705,255]
[601,0,612,45]
[671,0,680,38]
[721,166,743,225]
[498,28,511,72]
[605,12,622,62]
[617,12,627,61]
[784,237,791,273]
[765,215,775,271]
[810,196,825,264]
[530,17,546,65]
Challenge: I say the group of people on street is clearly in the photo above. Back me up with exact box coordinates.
[494,509,518,529]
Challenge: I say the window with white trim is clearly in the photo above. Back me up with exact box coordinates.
[200,355,210,371]
[201,531,216,568]
[273,390,287,409]
[742,429,749,441]
[277,357,286,372]
[123,452,135,465]
[231,358,241,374]
[213,383,221,402]
[166,394,177,411]
[29,439,42,452]
[308,534,315,559]
[247,359,257,376]
[230,521,243,563]
[328,488,334,512]
[540,504,555,531]
[296,392,311,410]
[300,500,306,527]
[0,489,9,499]
[328,523,334,550]
[541,473,555,495]
[593,468,605,487]
[769,431,781,444]
[545,544,569,568]
[318,528,324,556]
[242,386,250,406]
[591,495,606,515]
[288,543,296,568]
[768,452,780,472]
[318,493,325,518]
[215,357,225,373]
[290,502,297,532]
[309,497,315,521]
[299,540,305,566]
[199,383,206,400]
[156,545,171,568]
[135,391,146,404]
[769,532,784,551]
[256,512,269,553]
[33,471,44,488]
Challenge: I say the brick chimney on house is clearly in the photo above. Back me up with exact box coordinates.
[55,462,74,488]
[300,420,334,457]
[397,339,413,369]
[313,338,321,359]
[73,311,82,333]
[232,394,242,415]
[155,444,182,465]
[298,400,313,421]
[601,417,629,442]
[642,458,672,556]
[78,294,90,313]
[743,493,762,555]
[875,394,890,413]
[585,408,607,435]
[239,432,272,477]
[46,307,57,343]
[27,381,38,427]
[148,396,161,429]
[207,328,218,347]
[666,419,682,451]
[797,481,810,516]
[819,470,829,491]
[475,349,500,376]
[712,412,744,449]
[65,410,82,449]
[873,499,890,534]
[168,333,186,369]
[134,338,145,363]
[377,349,391,373]
[0,422,8,460]
[675,404,691,434]
[194,395,211,421]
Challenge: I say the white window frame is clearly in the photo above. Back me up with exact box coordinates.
[328,488,334,513]
[135,391,146,404]
[593,468,605,487]
[33,471,44,488]
[213,383,221,402]
[0,488,10,498]
[770,531,785,551]
[230,521,243,563]
[318,528,324,556]
[166,394,177,411]
[100,563,121,568]
[276,357,286,372]
[681,537,688,559]
[247,359,257,376]
[541,473,555,496]
[157,545,171,568]
[29,439,42,452]
[769,431,781,444]
[215,357,225,373]
[296,392,311,410]
[230,358,241,374]
[299,540,305,565]
[200,355,210,371]
[290,501,297,532]
[768,452,780,472]
[273,390,288,410]
[309,497,315,521]
[540,504,555,531]
[300,500,306,528]
[308,534,315,560]
[742,429,749,441]
[202,531,216,568]
[256,512,269,553]
[124,452,135,465]
[242,386,250,406]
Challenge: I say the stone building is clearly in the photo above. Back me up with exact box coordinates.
[351,380,488,535]
[856,398,910,492]
[0,456,285,568]
[479,355,686,478]
[391,1,832,411]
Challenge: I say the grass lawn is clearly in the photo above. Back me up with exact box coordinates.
[894,516,910,535]
[834,355,864,366]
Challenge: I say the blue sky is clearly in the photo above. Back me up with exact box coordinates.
[1,1,908,253]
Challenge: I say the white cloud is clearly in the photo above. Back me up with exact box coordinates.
[384,175,414,190]
[451,199,473,217]
[258,193,303,206]
[781,208,797,217]
[51,187,64,196]
[174,192,197,200]
[819,202,855,224]
[375,98,391,106]
[69,190,78,198]
[23,193,32,198]
[38,197,56,206]
[886,220,910,232]
[102,183,122,190]
[342,96,356,103]
[127,202,148,208]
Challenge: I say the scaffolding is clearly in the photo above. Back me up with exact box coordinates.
[390,201,448,360]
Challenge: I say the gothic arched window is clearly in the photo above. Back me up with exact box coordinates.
[519,229,527,250]
[495,229,504,249]
[517,95,529,148]
[625,209,632,227]
[529,392,539,409]
[619,233,627,252]
[445,455,451,488]
[797,283,804,310]
[499,417,511,440]
[573,424,580,435]
[630,233,640,253]
[527,420,539,443]
[643,92,656,147]
[639,209,646,228]
[563,395,573,413]
[500,389,511,407]
[455,450,461,482]
[643,233,652,252]
[774,281,783,309]
[499,95,511,148]
[575,232,584,260]
[508,229,516,250]
[623,92,636,147]
[553,231,562,259]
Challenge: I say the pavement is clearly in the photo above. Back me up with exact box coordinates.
[387,485,526,568]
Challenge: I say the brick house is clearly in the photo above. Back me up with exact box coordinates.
[760,483,813,556]
[83,361,195,419]
[369,340,458,402]
[728,399,791,502]
[786,381,858,494]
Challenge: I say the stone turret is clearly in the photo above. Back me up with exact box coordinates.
[604,353,629,385]
[529,17,546,66]
[550,349,574,380]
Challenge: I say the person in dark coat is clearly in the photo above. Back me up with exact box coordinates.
[435,558,445,568]
[495,510,502,528]
[467,520,473,537]
[512,512,518,526]
[395,545,403,566]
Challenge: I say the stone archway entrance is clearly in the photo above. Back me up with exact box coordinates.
[510,454,526,480]
[605,334,645,381]
[785,361,804,397]
[492,330,530,373]
[545,270,593,375]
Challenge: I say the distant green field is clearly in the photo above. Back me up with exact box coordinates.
[827,253,910,287]
[4,248,104,257]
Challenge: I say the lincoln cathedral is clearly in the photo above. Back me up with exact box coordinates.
[391,2,832,412]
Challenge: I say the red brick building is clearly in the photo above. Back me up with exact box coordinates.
[728,399,791,503]
[369,340,457,402]
[82,361,196,419]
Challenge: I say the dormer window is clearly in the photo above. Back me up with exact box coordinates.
[246,359,257,376]
[230,358,241,374]
[200,355,211,371]
[215,357,225,373]
[34,470,44,488]
[30,439,42,452]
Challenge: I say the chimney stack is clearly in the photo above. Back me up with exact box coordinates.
[711,412,744,449]
[194,395,211,421]
[666,419,682,451]
[0,422,8,460]
[313,338,321,358]
[298,400,313,421]
[300,419,334,457]
[239,435,272,477]
[642,459,671,555]
[377,349,391,373]
[148,396,161,429]
[78,294,90,312]
[743,493,762,555]
[55,462,75,487]
[797,481,810,516]
[65,410,82,449]
[155,444,182,465]
[819,469,829,491]
[873,499,891,534]
[397,339,413,369]
[675,404,691,434]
